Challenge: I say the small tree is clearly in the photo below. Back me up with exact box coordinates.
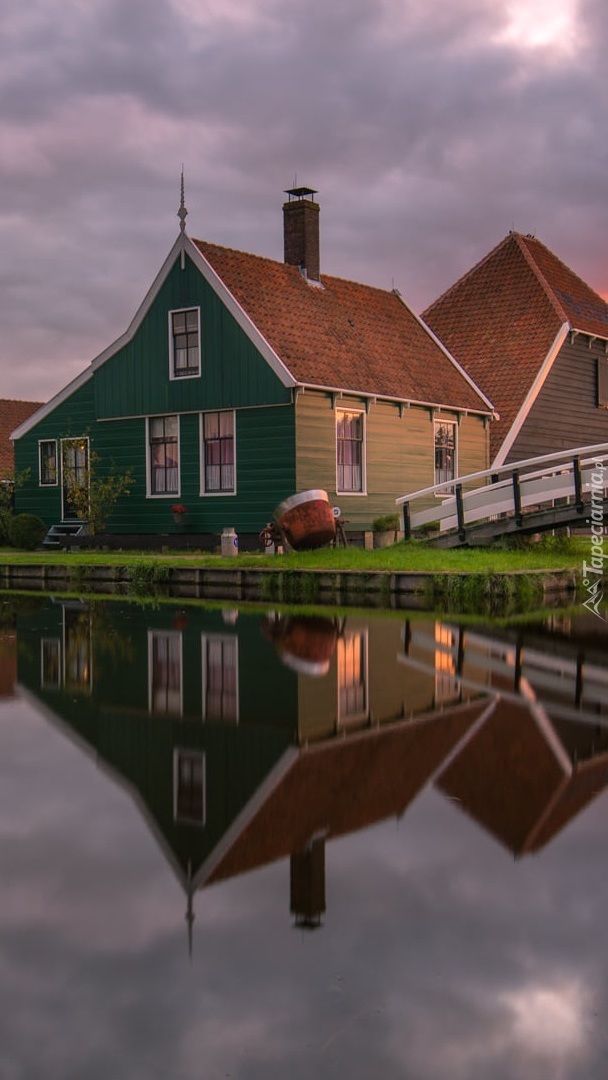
[65,450,133,535]
[0,468,31,513]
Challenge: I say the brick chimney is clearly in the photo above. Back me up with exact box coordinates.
[283,186,320,282]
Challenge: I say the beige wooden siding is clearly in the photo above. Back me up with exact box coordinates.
[457,413,490,486]
[297,619,439,743]
[295,392,489,527]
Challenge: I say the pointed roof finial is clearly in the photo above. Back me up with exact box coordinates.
[178,167,188,234]
[185,860,195,960]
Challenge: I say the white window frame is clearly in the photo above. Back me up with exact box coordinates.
[433,419,458,495]
[173,749,206,826]
[201,633,239,723]
[168,306,201,381]
[147,630,183,716]
[335,406,367,496]
[146,415,180,498]
[337,629,369,728]
[60,436,90,521]
[199,410,237,496]
[38,439,58,487]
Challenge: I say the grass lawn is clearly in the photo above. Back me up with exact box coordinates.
[0,537,586,574]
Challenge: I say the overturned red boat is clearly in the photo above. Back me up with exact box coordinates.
[273,489,336,550]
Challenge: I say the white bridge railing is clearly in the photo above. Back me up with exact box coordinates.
[396,442,608,539]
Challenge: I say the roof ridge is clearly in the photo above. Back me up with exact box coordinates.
[193,237,406,300]
[511,233,569,324]
[422,233,516,317]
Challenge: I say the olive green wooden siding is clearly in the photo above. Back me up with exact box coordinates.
[295,393,489,527]
[94,255,291,418]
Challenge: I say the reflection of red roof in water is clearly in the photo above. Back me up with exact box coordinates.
[435,696,608,856]
[207,699,487,886]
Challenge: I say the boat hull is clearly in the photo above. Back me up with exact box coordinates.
[274,489,336,550]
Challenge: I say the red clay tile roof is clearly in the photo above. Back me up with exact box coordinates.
[0,399,43,478]
[193,240,491,414]
[423,232,608,458]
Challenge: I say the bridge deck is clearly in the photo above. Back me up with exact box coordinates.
[396,442,608,547]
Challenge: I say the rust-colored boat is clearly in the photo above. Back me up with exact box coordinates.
[274,489,336,550]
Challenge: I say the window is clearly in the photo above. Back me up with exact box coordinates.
[148,415,179,495]
[434,421,457,490]
[41,639,61,688]
[434,622,459,704]
[598,356,608,408]
[336,409,365,493]
[148,631,182,715]
[39,440,58,486]
[63,608,92,694]
[201,411,235,494]
[337,631,368,726]
[174,750,206,826]
[170,308,200,379]
[202,634,238,722]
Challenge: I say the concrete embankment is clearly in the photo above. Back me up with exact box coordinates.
[0,561,579,611]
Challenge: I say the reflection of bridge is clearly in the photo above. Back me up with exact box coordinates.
[396,442,608,547]
[400,621,608,728]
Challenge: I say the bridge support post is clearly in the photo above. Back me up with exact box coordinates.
[573,455,584,514]
[402,504,411,541]
[455,483,466,541]
[512,470,523,526]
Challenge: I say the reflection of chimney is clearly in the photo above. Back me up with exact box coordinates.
[290,836,326,929]
[283,186,320,282]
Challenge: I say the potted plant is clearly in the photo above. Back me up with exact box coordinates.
[171,503,188,525]
[372,513,401,548]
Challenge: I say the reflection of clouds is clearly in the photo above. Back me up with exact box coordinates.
[504,978,590,1059]
[2,693,608,1077]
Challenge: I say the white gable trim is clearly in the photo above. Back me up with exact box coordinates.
[396,293,496,415]
[11,365,93,441]
[187,240,296,388]
[90,235,186,371]
[492,322,570,468]
[12,232,296,442]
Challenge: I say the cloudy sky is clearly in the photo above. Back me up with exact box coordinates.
[1,0,607,402]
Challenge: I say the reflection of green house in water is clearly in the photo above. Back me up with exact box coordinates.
[15,600,608,932]
[16,600,487,929]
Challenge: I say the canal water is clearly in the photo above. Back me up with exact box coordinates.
[0,594,607,1078]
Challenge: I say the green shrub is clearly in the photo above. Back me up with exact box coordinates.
[372,513,400,532]
[9,513,47,551]
[0,509,12,545]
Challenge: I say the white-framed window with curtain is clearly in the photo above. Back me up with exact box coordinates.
[336,408,365,494]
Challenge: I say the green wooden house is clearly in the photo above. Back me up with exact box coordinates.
[11,187,494,547]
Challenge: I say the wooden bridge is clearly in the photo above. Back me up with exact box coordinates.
[396,442,608,547]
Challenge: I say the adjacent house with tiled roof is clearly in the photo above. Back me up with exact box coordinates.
[1,399,43,479]
[11,189,493,546]
[423,232,608,466]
